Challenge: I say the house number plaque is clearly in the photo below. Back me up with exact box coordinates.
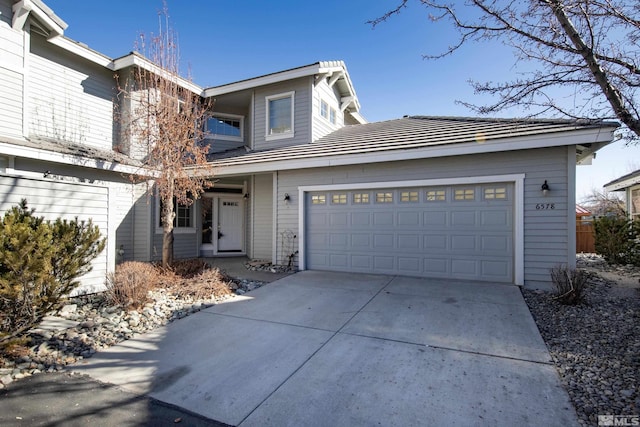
[535,203,555,210]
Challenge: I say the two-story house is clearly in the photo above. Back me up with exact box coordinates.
[1,0,620,293]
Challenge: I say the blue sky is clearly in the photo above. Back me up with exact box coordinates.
[45,0,640,202]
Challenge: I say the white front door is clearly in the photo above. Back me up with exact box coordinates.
[218,197,243,252]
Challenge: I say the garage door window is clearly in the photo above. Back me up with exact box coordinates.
[311,194,326,204]
[353,193,370,204]
[400,190,419,202]
[454,188,475,200]
[332,193,347,204]
[426,189,446,201]
[376,192,393,203]
[484,187,507,199]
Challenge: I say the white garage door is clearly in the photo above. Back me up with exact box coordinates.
[306,183,514,283]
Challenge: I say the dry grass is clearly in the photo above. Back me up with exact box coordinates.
[107,260,235,310]
[162,267,235,301]
[105,261,160,309]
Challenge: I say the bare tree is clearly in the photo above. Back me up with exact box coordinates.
[117,7,212,266]
[370,1,640,139]
[580,187,625,217]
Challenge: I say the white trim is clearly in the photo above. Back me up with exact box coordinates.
[111,54,203,95]
[272,172,278,265]
[209,127,615,177]
[298,174,526,285]
[265,91,295,141]
[0,140,148,176]
[567,146,577,269]
[48,36,111,68]
[205,113,244,142]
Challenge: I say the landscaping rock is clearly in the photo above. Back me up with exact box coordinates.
[0,277,268,384]
[523,253,640,427]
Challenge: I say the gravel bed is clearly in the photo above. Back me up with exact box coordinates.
[0,277,267,388]
[522,254,640,426]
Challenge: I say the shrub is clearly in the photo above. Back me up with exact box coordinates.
[593,215,640,265]
[0,200,105,341]
[105,262,160,310]
[550,265,588,305]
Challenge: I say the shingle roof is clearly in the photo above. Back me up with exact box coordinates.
[208,116,619,168]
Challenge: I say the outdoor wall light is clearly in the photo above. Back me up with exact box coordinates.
[284,193,291,202]
[541,180,550,196]
[243,193,249,200]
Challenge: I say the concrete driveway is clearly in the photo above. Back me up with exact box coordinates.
[73,271,578,426]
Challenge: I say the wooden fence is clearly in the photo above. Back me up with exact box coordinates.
[576,218,595,253]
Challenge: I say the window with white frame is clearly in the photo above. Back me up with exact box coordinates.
[158,197,193,229]
[353,193,369,204]
[266,91,294,139]
[320,100,328,119]
[206,114,243,141]
[329,107,336,125]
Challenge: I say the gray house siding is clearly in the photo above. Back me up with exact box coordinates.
[251,173,273,260]
[28,34,115,150]
[253,78,312,150]
[312,79,342,141]
[0,0,25,138]
[274,146,571,288]
[0,174,109,294]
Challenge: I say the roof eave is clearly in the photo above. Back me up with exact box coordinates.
[206,124,616,177]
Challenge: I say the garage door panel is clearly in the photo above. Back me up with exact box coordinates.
[481,210,510,226]
[374,234,394,248]
[482,260,511,277]
[398,234,420,249]
[424,258,449,274]
[481,235,510,252]
[374,256,394,270]
[351,212,371,226]
[352,254,372,269]
[451,259,478,275]
[306,183,514,283]
[398,211,420,226]
[424,235,448,250]
[398,257,420,272]
[451,235,477,251]
[329,233,348,248]
[373,212,394,226]
[330,254,348,267]
[329,212,349,226]
[351,233,371,247]
[423,211,447,226]
[450,211,477,226]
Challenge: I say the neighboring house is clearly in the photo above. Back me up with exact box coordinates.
[604,169,640,221]
[0,0,619,292]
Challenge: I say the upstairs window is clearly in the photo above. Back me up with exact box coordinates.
[266,91,294,140]
[320,100,329,119]
[206,114,243,141]
[329,107,336,124]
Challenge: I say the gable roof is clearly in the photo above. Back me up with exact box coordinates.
[203,61,364,124]
[604,169,640,191]
[205,116,618,175]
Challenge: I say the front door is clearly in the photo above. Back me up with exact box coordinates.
[218,198,243,252]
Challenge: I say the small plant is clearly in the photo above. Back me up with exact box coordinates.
[549,265,588,305]
[105,262,159,310]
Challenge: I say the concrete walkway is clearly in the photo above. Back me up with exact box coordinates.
[73,271,578,426]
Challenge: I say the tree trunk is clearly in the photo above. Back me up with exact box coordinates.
[160,187,175,268]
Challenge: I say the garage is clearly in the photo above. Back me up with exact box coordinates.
[305,182,514,283]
